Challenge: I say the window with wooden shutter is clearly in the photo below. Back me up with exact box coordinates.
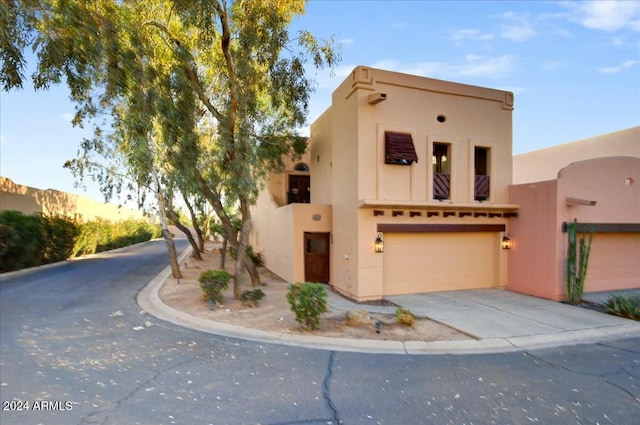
[385,132,418,165]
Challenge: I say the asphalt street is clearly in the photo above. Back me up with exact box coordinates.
[1,239,638,425]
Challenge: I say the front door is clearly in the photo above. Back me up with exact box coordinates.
[304,232,330,283]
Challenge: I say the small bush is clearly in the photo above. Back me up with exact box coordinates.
[199,270,231,304]
[286,282,327,330]
[605,294,640,320]
[396,307,415,327]
[240,288,266,307]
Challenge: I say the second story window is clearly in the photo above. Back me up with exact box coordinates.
[474,146,490,201]
[433,142,451,200]
[385,132,418,165]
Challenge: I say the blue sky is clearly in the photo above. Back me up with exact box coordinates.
[1,0,639,204]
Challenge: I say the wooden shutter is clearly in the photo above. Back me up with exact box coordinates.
[385,132,418,165]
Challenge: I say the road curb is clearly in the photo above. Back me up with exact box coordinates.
[136,247,640,355]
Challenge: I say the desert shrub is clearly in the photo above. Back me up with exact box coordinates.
[240,288,266,307]
[605,294,640,320]
[396,307,415,327]
[286,282,327,330]
[199,270,231,304]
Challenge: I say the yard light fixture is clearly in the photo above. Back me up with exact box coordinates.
[374,233,384,253]
[501,235,512,250]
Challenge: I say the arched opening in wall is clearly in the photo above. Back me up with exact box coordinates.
[294,163,309,172]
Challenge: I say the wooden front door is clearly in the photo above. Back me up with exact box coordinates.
[304,232,330,283]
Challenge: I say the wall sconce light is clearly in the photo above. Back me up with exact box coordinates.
[374,233,384,253]
[501,235,512,250]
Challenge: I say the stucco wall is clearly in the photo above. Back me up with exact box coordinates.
[509,156,640,299]
[513,126,639,184]
[249,150,332,284]
[508,180,560,298]
[312,66,514,300]
[0,177,145,222]
[557,157,640,293]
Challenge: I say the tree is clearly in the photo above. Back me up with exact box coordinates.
[2,0,339,297]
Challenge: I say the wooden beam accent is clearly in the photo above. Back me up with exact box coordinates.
[443,211,456,217]
[377,223,506,233]
[392,210,404,217]
[488,212,502,218]
[503,212,518,218]
[458,212,472,217]
[373,210,385,216]
[562,222,640,233]
[427,211,440,217]
[566,197,597,206]
[409,211,422,217]
[474,212,488,217]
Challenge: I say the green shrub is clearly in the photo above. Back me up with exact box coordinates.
[0,211,160,272]
[396,307,415,327]
[605,294,640,320]
[0,210,46,271]
[240,288,266,307]
[42,215,80,263]
[286,282,327,330]
[199,270,231,304]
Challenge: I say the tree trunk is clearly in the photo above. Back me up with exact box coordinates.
[167,208,202,261]
[244,256,260,287]
[233,218,252,299]
[220,236,227,269]
[152,172,182,279]
[182,192,205,253]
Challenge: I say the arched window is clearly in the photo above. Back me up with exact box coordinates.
[294,163,309,172]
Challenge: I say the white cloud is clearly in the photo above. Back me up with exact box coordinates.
[449,28,494,45]
[339,38,355,45]
[562,0,640,32]
[499,12,537,42]
[370,55,517,80]
[598,59,640,74]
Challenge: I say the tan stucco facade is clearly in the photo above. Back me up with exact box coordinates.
[509,132,640,300]
[251,66,517,300]
[0,177,146,222]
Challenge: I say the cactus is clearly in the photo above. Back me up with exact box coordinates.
[565,219,593,304]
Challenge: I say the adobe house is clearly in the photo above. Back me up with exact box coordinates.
[250,66,518,301]
[508,127,640,300]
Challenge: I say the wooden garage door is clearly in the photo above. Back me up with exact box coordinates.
[383,232,498,296]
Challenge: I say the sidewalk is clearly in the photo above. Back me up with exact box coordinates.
[138,250,640,355]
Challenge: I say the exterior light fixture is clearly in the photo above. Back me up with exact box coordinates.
[501,235,512,250]
[374,233,384,253]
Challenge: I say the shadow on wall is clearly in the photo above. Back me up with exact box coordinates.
[0,177,144,222]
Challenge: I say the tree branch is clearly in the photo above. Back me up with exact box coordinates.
[142,19,225,123]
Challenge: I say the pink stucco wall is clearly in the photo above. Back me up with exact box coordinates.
[509,156,640,300]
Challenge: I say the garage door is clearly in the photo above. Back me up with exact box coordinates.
[383,232,499,296]
[585,233,640,292]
